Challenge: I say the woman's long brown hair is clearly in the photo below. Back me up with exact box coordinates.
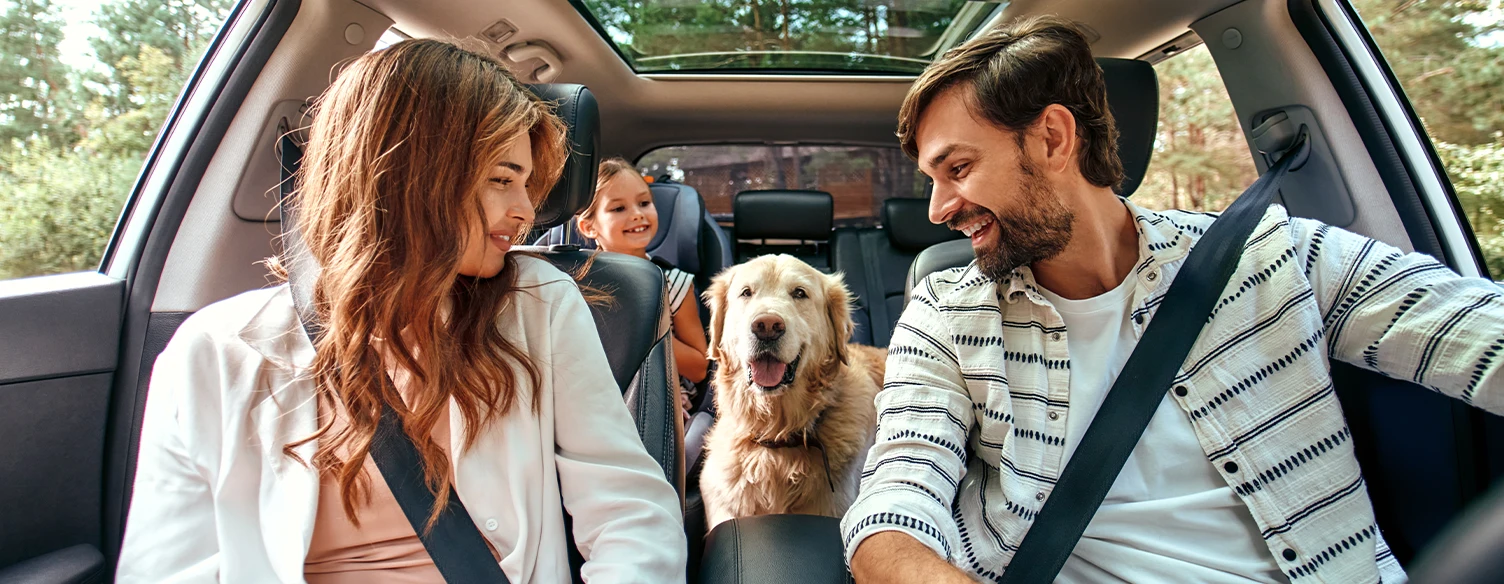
[281,39,567,528]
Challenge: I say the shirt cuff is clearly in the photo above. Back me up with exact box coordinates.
[840,482,957,567]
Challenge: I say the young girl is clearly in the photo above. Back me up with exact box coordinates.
[577,159,709,422]
[117,40,685,583]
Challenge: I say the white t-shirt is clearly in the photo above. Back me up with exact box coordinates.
[1037,276,1288,584]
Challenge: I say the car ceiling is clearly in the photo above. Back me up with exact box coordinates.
[360,0,1244,159]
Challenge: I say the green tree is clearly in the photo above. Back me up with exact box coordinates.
[90,0,232,113]
[1136,44,1257,213]
[0,0,74,149]
[0,0,232,279]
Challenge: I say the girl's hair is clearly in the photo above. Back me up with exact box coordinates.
[578,156,643,221]
[282,38,568,528]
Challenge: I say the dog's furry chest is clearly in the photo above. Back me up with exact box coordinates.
[718,445,845,516]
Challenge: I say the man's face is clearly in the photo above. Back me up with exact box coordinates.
[916,86,1075,280]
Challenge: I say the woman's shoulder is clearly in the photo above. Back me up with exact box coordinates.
[174,285,296,349]
[510,254,578,294]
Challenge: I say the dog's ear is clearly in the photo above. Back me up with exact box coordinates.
[703,269,732,364]
[823,272,855,365]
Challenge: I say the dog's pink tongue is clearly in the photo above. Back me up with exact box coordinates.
[750,358,787,387]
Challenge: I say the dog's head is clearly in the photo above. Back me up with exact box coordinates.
[704,255,855,395]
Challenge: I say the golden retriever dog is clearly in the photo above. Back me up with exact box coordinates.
[699,254,887,529]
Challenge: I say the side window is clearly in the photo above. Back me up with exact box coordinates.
[0,0,233,281]
[636,145,927,228]
[1136,40,1259,213]
[1350,0,1504,279]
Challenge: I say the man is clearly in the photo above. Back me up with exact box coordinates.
[841,16,1504,584]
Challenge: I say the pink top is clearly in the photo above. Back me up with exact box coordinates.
[304,398,497,582]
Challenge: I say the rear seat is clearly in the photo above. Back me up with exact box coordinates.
[833,198,963,347]
[733,190,834,269]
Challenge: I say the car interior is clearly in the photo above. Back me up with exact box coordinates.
[2,0,1503,581]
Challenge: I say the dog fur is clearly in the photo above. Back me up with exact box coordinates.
[699,255,887,530]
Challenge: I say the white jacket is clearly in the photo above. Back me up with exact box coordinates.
[117,256,687,583]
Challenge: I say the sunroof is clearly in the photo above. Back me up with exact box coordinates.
[574,0,1007,75]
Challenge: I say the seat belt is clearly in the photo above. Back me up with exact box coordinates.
[860,231,894,347]
[278,133,512,583]
[997,129,1310,584]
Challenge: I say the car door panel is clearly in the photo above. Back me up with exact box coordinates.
[0,275,124,569]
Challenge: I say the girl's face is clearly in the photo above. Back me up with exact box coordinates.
[457,136,534,278]
[580,172,657,256]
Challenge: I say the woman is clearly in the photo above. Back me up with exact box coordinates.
[575,159,709,424]
[116,40,686,583]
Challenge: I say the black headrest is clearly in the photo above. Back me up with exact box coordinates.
[527,84,600,229]
[884,198,963,252]
[1096,58,1158,197]
[734,190,833,240]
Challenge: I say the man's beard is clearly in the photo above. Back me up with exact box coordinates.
[950,157,1074,281]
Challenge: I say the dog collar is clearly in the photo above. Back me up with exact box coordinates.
[753,419,835,492]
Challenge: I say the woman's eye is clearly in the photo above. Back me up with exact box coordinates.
[791,287,807,299]
[488,177,512,186]
[739,287,752,298]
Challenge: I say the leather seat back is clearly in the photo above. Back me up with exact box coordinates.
[734,190,834,269]
[833,198,963,346]
[523,84,684,503]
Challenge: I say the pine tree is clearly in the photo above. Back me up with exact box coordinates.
[0,0,73,149]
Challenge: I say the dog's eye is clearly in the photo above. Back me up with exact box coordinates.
[739,287,752,298]
[791,287,808,299]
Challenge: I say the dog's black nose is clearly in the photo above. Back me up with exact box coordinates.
[752,314,785,342]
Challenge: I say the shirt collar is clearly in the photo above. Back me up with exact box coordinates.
[997,197,1193,305]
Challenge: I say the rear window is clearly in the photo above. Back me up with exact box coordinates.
[636,145,927,228]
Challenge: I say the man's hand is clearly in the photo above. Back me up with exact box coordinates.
[851,531,974,583]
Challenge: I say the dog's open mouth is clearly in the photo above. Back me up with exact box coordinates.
[748,352,800,391]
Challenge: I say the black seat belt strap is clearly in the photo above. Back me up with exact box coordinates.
[861,231,893,347]
[997,130,1310,584]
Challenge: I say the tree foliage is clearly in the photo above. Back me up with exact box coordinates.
[0,0,229,279]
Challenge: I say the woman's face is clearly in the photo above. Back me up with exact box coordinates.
[457,136,534,278]
[579,172,657,256]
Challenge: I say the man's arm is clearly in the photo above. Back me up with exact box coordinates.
[852,532,975,584]
[1300,218,1504,411]
[841,277,975,579]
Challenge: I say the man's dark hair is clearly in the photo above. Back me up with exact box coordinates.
[897,16,1125,191]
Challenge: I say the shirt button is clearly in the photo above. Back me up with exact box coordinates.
[485,518,499,531]
[1048,411,1060,421]
[1147,272,1158,281]
[1174,386,1188,397]
[1035,491,1046,501]
[1050,332,1062,342]
[1283,549,1297,561]
[1224,461,1239,473]
[1133,314,1145,325]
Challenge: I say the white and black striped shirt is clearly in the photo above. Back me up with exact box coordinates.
[841,200,1504,583]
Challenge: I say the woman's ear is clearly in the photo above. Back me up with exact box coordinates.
[575,214,598,240]
[823,272,854,365]
[703,271,731,364]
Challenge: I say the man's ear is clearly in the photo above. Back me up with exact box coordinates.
[575,214,598,240]
[823,272,854,365]
[703,270,731,364]
[1036,104,1080,176]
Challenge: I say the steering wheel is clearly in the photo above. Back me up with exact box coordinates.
[1407,479,1504,583]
